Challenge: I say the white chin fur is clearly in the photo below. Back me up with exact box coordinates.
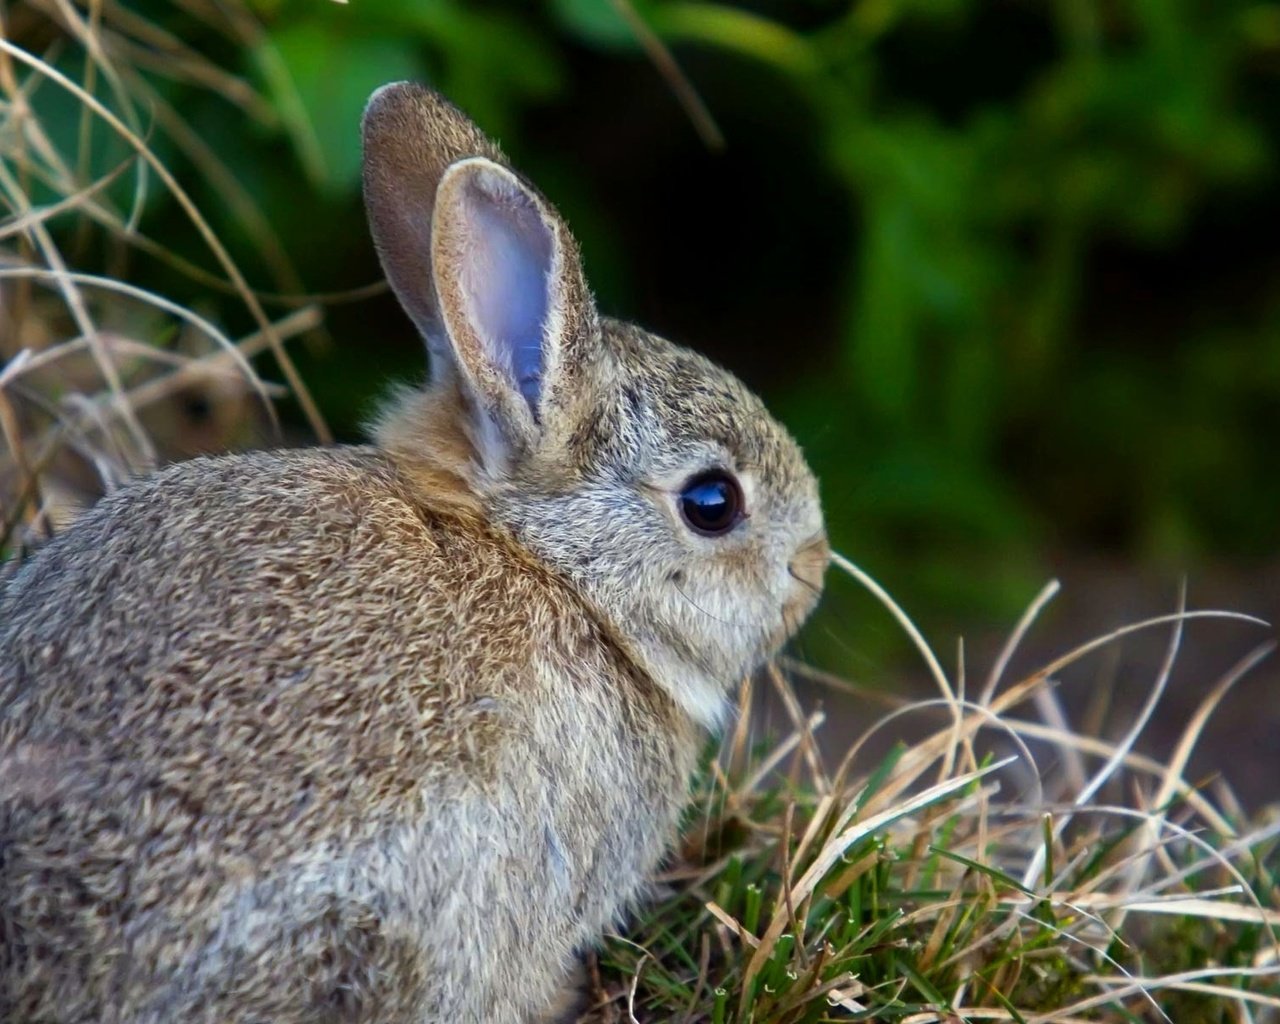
[646,648,730,731]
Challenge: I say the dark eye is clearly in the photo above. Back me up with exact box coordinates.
[678,471,744,536]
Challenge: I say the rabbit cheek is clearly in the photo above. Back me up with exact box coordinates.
[762,547,826,651]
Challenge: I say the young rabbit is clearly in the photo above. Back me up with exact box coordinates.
[0,83,828,1023]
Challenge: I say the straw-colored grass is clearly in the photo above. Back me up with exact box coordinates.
[577,562,1278,1022]
[0,1,328,557]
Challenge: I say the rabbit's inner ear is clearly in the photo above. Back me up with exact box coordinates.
[460,182,551,410]
[433,159,564,440]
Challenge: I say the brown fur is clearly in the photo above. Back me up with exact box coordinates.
[0,83,826,1023]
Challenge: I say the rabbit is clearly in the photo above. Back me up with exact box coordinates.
[0,82,829,1024]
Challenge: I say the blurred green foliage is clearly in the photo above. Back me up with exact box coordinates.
[10,0,1280,666]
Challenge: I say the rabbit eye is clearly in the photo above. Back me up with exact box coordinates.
[678,471,744,537]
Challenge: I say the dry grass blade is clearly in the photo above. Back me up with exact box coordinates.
[0,37,330,443]
[1021,585,1190,892]
[1153,639,1276,814]
[1,305,318,551]
[0,266,277,413]
[980,577,1062,704]
[611,0,724,150]
[1036,965,1280,1021]
[0,149,155,460]
[831,549,955,703]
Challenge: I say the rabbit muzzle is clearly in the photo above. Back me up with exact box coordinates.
[775,531,829,644]
[788,532,829,594]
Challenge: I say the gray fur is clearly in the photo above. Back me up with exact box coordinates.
[0,83,826,1023]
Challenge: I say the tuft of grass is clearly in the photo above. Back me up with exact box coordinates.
[580,561,1279,1023]
[0,2,327,563]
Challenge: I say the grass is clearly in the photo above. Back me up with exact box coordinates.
[578,565,1279,1022]
[2,9,1278,1023]
[0,3,325,557]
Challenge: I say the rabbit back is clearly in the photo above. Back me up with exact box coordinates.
[0,447,698,1023]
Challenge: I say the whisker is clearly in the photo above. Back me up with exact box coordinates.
[672,577,738,629]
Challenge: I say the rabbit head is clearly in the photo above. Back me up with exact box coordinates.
[364,83,827,727]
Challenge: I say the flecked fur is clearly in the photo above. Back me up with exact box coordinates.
[0,83,826,1023]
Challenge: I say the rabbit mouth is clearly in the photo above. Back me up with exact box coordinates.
[765,532,828,651]
[767,581,823,653]
[773,588,820,651]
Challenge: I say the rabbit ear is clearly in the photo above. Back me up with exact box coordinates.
[430,157,597,461]
[362,82,599,467]
[361,82,508,378]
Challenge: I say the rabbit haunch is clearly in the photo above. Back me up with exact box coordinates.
[0,82,827,1024]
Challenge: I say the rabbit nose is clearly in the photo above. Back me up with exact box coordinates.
[787,532,829,596]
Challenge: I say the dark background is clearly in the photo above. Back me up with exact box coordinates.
[6,0,1279,795]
